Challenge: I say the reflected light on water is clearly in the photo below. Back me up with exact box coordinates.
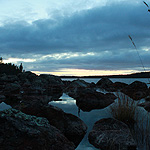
[50,99,76,105]
[50,93,76,105]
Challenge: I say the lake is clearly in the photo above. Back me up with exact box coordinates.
[50,78,150,150]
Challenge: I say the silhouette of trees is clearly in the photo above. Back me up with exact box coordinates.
[19,63,23,72]
[0,61,24,75]
[0,57,3,64]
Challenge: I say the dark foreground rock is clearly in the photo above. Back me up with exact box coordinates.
[122,81,148,100]
[0,108,75,150]
[88,118,137,150]
[75,88,116,111]
[19,103,87,147]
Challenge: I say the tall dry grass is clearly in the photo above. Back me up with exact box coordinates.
[110,93,137,127]
[109,92,150,149]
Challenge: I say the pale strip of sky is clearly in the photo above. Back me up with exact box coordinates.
[33,69,137,76]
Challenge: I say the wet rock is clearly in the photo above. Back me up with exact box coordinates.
[112,82,128,91]
[0,108,75,150]
[88,118,137,150]
[122,81,148,100]
[64,79,91,99]
[39,74,64,100]
[76,88,116,111]
[96,77,114,91]
[18,72,63,100]
[19,104,87,148]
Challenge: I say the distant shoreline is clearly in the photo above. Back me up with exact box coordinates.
[60,71,150,78]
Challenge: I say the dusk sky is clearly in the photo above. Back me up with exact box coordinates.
[0,0,150,76]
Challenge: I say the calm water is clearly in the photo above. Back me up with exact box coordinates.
[50,78,150,150]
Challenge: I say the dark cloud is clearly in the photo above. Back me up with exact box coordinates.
[1,2,150,73]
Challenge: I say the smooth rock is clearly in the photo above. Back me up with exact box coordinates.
[122,81,148,100]
[88,118,137,150]
[76,88,116,111]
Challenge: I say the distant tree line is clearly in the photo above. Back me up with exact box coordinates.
[0,57,24,75]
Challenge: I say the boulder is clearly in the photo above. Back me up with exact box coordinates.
[62,80,72,88]
[17,71,37,83]
[39,74,64,100]
[112,82,128,91]
[39,74,63,85]
[2,82,22,106]
[18,103,87,148]
[3,82,21,94]
[75,88,116,111]
[0,108,75,150]
[0,74,19,83]
[64,79,91,98]
[96,77,114,91]
[88,118,137,150]
[122,81,148,100]
[18,73,63,100]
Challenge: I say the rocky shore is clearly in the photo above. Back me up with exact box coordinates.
[0,71,150,149]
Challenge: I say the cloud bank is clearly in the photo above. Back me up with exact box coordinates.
[1,1,150,75]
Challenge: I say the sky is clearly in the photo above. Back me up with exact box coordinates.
[0,0,150,76]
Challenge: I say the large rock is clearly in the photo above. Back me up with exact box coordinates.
[88,118,137,150]
[19,103,87,148]
[96,77,114,91]
[17,71,37,83]
[122,81,148,100]
[75,88,116,111]
[64,79,91,99]
[39,74,64,100]
[0,74,19,83]
[112,82,128,91]
[18,72,64,100]
[0,108,75,150]
[3,82,21,94]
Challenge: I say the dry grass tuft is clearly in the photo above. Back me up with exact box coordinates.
[109,92,150,149]
[110,92,137,127]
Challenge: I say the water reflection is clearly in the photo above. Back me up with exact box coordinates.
[49,93,111,150]
[50,87,150,150]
